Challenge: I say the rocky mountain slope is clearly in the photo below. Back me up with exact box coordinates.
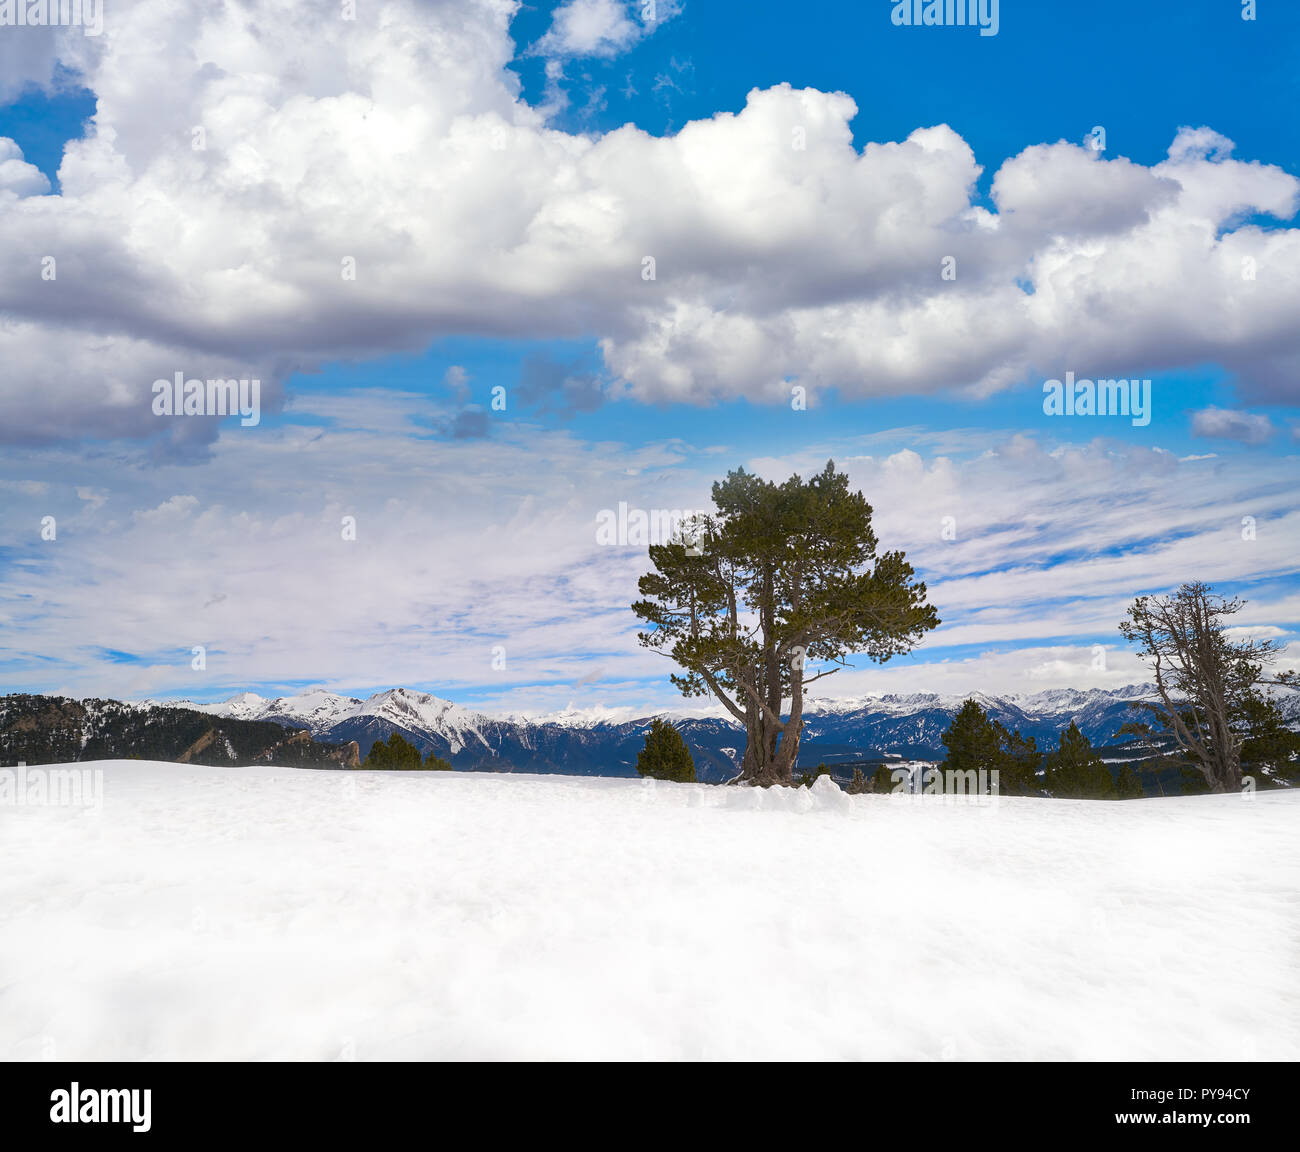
[0,695,359,770]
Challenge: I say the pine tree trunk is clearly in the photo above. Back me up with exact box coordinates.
[739,709,783,786]
[770,664,805,785]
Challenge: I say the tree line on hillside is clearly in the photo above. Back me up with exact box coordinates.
[0,695,359,769]
[938,701,1140,800]
[629,644,1298,799]
[361,719,702,781]
[632,460,1298,794]
[935,684,1299,800]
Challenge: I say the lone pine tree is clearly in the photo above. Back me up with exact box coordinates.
[635,718,697,782]
[941,699,1002,773]
[633,461,938,786]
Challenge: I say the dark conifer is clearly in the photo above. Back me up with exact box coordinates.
[635,718,697,782]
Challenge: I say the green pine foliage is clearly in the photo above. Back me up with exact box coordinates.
[1115,763,1144,799]
[941,699,1001,772]
[1239,691,1300,788]
[870,764,896,794]
[1044,723,1116,799]
[363,731,424,770]
[940,698,1042,796]
[996,725,1043,796]
[0,694,356,768]
[635,718,697,782]
[424,750,454,771]
[633,460,939,786]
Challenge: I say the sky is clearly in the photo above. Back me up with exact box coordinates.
[0,0,1297,715]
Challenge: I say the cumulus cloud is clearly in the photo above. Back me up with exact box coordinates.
[1191,406,1274,444]
[0,0,1297,442]
[0,21,98,103]
[0,139,51,197]
[991,142,1178,237]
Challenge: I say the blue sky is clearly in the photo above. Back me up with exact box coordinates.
[510,1,1300,173]
[0,0,1296,714]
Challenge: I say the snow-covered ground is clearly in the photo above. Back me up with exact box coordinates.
[2,761,1296,1061]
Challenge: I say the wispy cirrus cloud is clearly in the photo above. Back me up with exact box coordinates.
[2,403,1294,708]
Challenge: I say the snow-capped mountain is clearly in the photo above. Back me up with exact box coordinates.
[124,682,1230,783]
[802,683,1158,718]
[205,689,364,728]
[15,681,1296,782]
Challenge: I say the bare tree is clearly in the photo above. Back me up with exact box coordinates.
[1119,582,1295,793]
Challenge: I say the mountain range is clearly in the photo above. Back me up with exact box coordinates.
[8,684,1297,784]
[142,683,1244,784]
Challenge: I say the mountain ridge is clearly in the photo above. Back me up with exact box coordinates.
[10,683,1297,784]
[130,682,1282,783]
[151,682,1164,729]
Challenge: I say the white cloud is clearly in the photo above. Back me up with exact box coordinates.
[2,411,1295,706]
[0,3,1298,446]
[534,0,678,60]
[0,22,94,103]
[1191,406,1274,444]
[537,0,641,58]
[0,1,1296,709]
[0,138,50,197]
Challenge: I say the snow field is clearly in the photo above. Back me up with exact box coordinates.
[1,762,1296,1060]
